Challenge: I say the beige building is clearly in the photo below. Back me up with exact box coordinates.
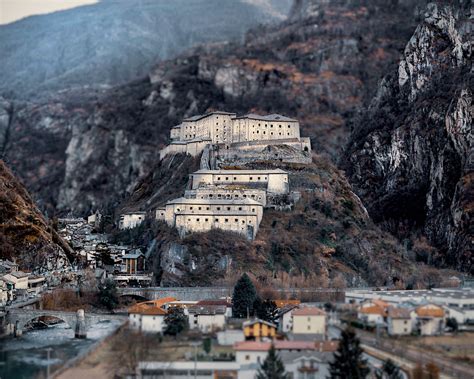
[2,271,29,290]
[292,307,327,335]
[118,212,146,230]
[190,169,289,195]
[414,304,445,336]
[387,307,412,336]
[160,111,311,159]
[157,197,263,239]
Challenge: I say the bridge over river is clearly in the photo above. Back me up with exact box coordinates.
[6,308,126,338]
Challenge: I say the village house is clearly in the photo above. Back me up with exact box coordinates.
[121,250,145,275]
[128,304,167,333]
[188,304,227,332]
[414,304,445,336]
[27,275,46,296]
[387,307,413,336]
[234,340,337,379]
[118,211,146,230]
[0,279,9,305]
[243,319,277,341]
[292,307,327,335]
[278,304,300,333]
[357,300,389,325]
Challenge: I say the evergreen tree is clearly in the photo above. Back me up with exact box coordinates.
[328,326,369,379]
[446,317,458,333]
[256,344,289,379]
[164,307,188,336]
[254,298,278,325]
[98,279,118,310]
[232,273,257,318]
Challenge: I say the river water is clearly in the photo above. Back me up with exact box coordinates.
[0,319,122,379]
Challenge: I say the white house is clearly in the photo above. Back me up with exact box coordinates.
[2,271,29,290]
[188,304,227,332]
[292,307,327,335]
[387,307,412,336]
[128,304,167,333]
[357,300,388,325]
[119,212,146,229]
[414,304,445,336]
[278,304,299,332]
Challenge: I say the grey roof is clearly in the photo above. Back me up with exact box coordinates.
[183,111,236,122]
[166,197,261,206]
[279,351,333,364]
[234,113,298,122]
[122,252,144,259]
[193,168,287,175]
[188,304,227,315]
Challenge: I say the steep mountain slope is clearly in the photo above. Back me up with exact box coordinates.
[0,160,71,271]
[344,2,472,273]
[116,155,454,288]
[0,0,291,97]
[3,0,424,215]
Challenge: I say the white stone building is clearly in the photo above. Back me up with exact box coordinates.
[159,111,311,159]
[190,169,289,194]
[157,197,263,239]
[118,211,146,230]
[184,186,267,206]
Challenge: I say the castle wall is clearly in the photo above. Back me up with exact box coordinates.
[190,170,289,195]
[159,139,210,159]
[185,187,267,206]
[175,213,259,239]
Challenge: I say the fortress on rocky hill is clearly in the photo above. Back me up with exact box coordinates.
[154,111,312,240]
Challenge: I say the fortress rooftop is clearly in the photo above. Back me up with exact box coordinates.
[192,169,287,175]
[166,197,262,206]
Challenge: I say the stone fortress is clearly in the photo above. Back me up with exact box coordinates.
[156,111,312,240]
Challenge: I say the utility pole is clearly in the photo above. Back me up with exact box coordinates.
[46,348,52,379]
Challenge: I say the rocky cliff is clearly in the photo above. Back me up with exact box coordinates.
[2,0,424,215]
[344,2,472,273]
[0,160,71,271]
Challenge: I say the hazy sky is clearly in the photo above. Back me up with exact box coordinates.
[0,0,98,25]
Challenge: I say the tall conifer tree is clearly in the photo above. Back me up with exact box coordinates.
[329,327,369,379]
[232,273,257,318]
[256,344,289,379]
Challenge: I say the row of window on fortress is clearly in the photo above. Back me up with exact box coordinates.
[177,206,258,212]
[215,176,267,181]
[183,217,253,224]
[184,124,294,139]
[199,194,263,200]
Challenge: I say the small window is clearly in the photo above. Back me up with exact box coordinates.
[217,207,221,210]
[206,207,210,210]
[234,177,237,180]
[226,177,229,180]
[196,218,200,222]
[238,207,242,211]
[215,218,219,222]
[279,125,282,128]
[252,208,256,212]
[235,219,238,223]
[250,177,253,181]
[227,207,231,211]
[217,177,221,181]
[198,207,201,210]
[258,177,261,180]
[190,206,193,210]
[225,219,229,223]
[205,218,208,222]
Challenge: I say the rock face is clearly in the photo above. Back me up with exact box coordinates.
[344,2,472,273]
[0,0,292,97]
[0,160,71,271]
[3,0,424,215]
